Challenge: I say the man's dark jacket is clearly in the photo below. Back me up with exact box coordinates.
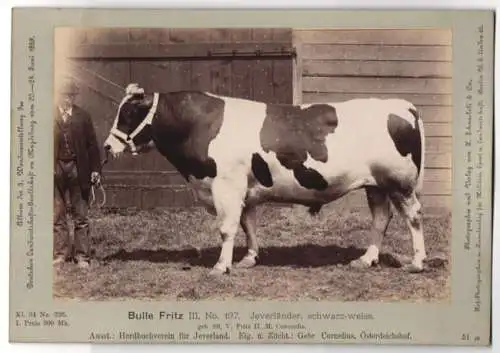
[54,104,101,199]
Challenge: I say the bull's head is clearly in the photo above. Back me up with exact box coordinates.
[103,83,158,158]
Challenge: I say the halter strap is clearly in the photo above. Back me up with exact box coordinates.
[129,93,159,139]
[110,92,159,155]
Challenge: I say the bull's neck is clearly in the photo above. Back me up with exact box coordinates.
[152,92,194,140]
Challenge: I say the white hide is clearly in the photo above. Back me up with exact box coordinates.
[202,95,421,209]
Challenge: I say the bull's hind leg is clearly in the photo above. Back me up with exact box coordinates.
[235,205,259,268]
[209,175,247,276]
[350,187,392,269]
[389,191,426,273]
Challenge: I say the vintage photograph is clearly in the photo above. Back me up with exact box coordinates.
[52,27,452,302]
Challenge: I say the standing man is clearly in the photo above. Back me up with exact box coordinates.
[53,78,101,269]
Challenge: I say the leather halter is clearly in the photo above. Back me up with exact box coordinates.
[109,92,159,155]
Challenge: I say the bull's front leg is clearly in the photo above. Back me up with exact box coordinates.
[209,175,247,276]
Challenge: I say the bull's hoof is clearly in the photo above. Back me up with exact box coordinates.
[349,258,372,269]
[235,256,257,269]
[208,267,229,276]
[403,263,424,273]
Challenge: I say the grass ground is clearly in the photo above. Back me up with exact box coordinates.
[53,202,451,302]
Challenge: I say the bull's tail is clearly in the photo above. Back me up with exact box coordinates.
[412,107,425,197]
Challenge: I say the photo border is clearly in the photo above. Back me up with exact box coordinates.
[9,8,494,345]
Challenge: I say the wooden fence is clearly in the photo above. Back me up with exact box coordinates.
[293,29,452,210]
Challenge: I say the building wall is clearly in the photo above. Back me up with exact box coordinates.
[293,28,452,210]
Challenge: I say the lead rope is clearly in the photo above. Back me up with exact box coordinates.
[90,182,106,208]
[90,158,109,208]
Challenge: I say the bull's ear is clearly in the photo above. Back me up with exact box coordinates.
[125,83,145,97]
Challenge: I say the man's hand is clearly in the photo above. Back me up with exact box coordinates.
[91,171,101,185]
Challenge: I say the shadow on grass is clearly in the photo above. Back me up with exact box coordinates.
[101,244,403,269]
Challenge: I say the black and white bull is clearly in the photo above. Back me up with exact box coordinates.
[104,83,427,276]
